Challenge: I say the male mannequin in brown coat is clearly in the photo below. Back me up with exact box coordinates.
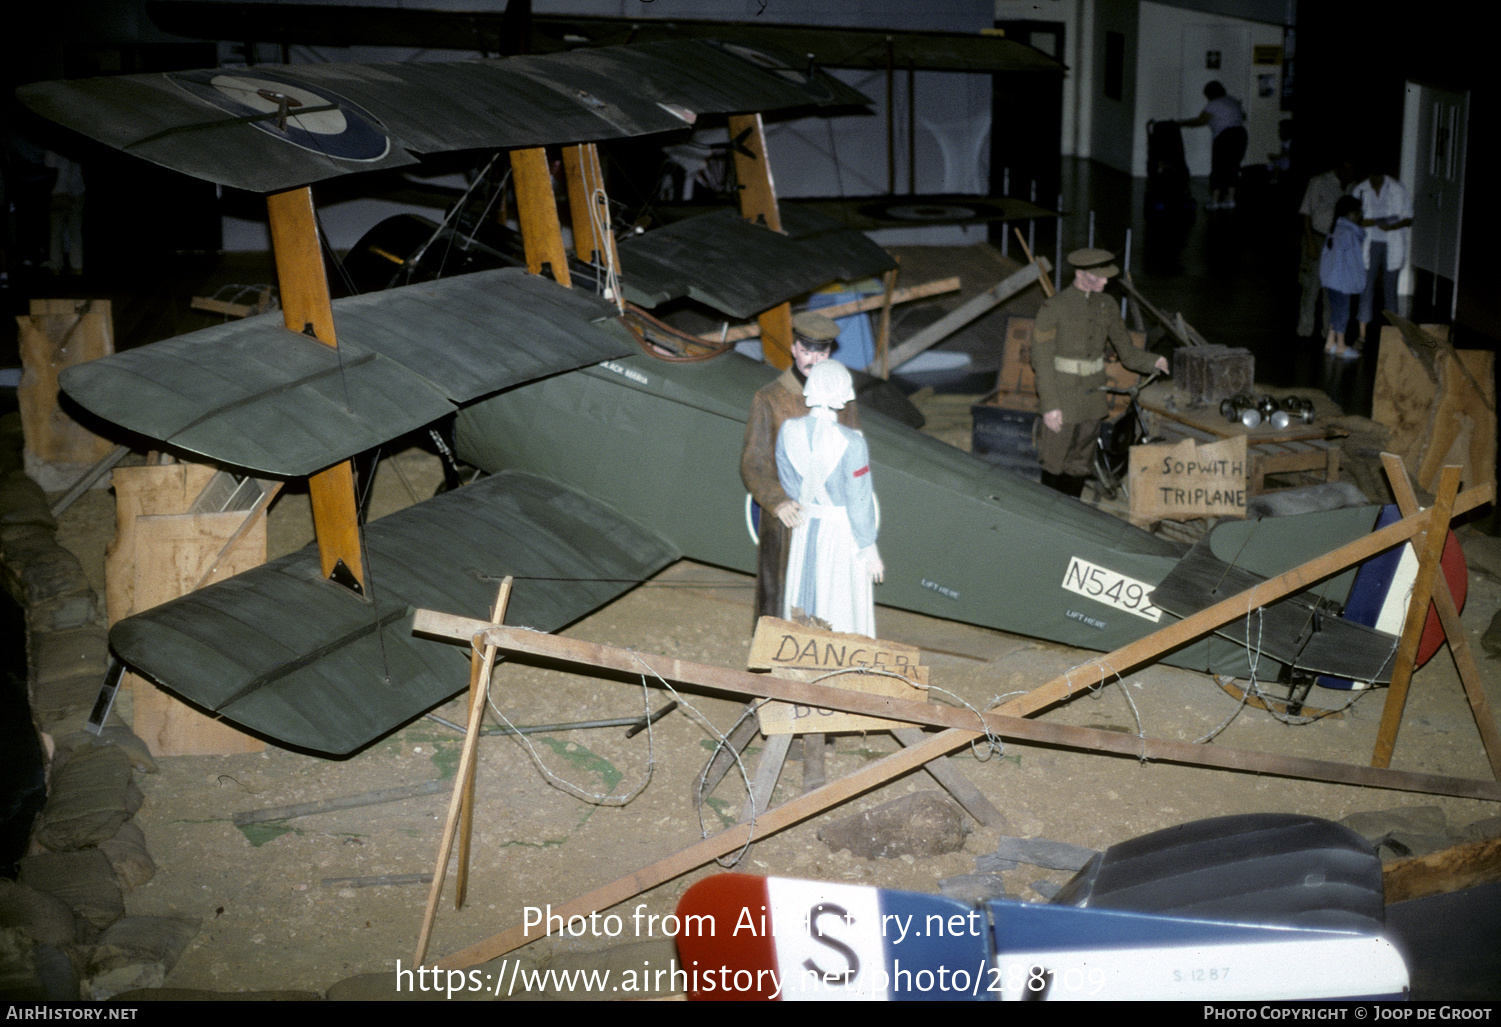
[741,312,861,621]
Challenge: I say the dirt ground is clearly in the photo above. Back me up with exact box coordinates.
[48,415,1501,999]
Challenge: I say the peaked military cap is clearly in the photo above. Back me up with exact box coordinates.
[791,311,840,345]
[1067,248,1120,278]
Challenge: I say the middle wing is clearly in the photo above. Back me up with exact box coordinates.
[60,267,633,477]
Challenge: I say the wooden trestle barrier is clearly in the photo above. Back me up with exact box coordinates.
[417,466,1495,971]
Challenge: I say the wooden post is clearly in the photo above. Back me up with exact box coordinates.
[455,579,512,909]
[561,143,618,274]
[265,187,364,590]
[510,146,571,287]
[1371,464,1461,768]
[414,578,512,966]
[727,113,793,369]
[1373,461,1497,775]
[876,263,898,379]
[1382,455,1501,780]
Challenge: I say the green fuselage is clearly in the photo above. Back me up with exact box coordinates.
[455,348,1256,672]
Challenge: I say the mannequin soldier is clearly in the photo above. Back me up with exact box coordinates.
[741,312,861,622]
[1031,248,1168,497]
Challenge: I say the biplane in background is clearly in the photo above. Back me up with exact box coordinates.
[17,35,1439,756]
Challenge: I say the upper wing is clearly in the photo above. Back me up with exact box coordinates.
[146,2,1068,75]
[17,39,867,194]
[59,267,632,477]
[110,471,681,755]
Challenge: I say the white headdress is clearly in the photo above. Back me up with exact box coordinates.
[803,359,854,411]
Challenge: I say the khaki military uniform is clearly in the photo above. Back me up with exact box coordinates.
[1030,285,1159,476]
[741,368,860,620]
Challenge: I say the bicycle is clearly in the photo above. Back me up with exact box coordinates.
[1091,371,1165,501]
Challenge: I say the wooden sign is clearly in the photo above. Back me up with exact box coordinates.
[749,617,927,735]
[1128,435,1247,523]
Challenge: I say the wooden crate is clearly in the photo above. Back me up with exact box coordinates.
[106,464,266,756]
[1372,322,1495,492]
[17,298,117,489]
[1171,344,1254,406]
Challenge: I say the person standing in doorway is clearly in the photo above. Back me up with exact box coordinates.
[1320,195,1366,359]
[1297,156,1357,340]
[1179,81,1248,210]
[1351,169,1413,350]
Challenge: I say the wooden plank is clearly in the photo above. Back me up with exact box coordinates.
[1013,227,1053,298]
[697,277,958,344]
[428,618,1501,801]
[740,732,792,822]
[421,481,1496,971]
[802,731,826,790]
[1372,465,1461,768]
[1418,345,1496,492]
[266,186,364,588]
[890,726,1007,828]
[874,262,1042,374]
[190,296,255,318]
[1382,455,1501,780]
[510,146,570,287]
[1117,274,1193,348]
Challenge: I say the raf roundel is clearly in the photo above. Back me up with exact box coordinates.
[170,69,392,163]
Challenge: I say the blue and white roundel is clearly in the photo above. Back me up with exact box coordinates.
[170,69,391,162]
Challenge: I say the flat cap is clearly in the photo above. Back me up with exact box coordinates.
[791,311,840,344]
[1067,248,1120,278]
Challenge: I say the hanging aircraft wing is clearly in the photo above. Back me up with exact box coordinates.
[58,268,634,477]
[144,2,1069,75]
[617,208,898,318]
[16,38,867,194]
[109,471,680,755]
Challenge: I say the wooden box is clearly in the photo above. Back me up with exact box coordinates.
[1172,344,1254,406]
